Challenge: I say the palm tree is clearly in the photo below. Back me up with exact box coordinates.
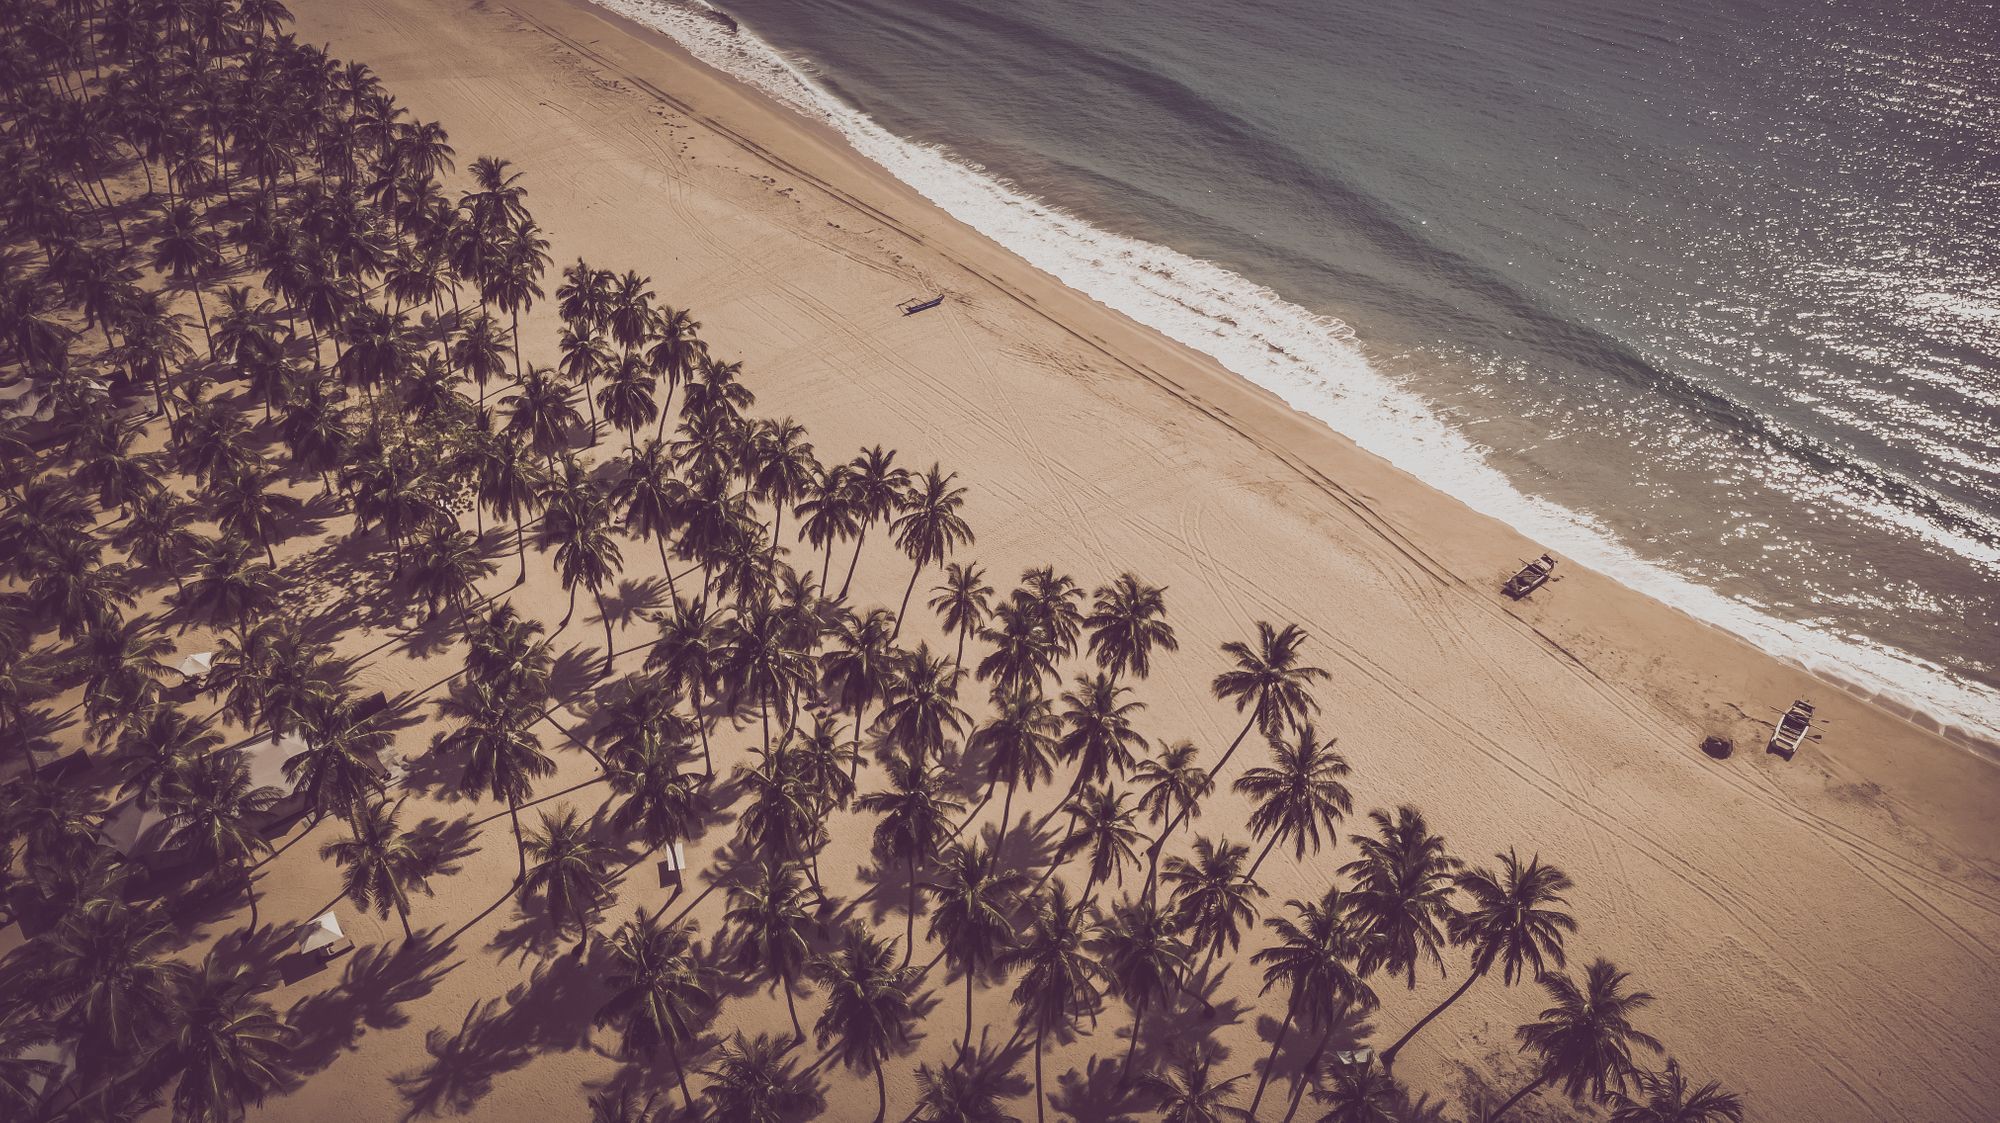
[723,863,819,1043]
[611,438,687,595]
[17,895,181,1069]
[437,680,555,879]
[159,955,295,1123]
[1088,896,1191,1082]
[206,468,302,569]
[179,538,281,647]
[1234,722,1352,880]
[837,445,909,599]
[972,597,1057,696]
[287,694,395,823]
[1307,1063,1402,1123]
[595,909,714,1111]
[645,305,704,428]
[647,596,724,775]
[889,463,974,629]
[967,686,1058,860]
[521,804,615,950]
[1246,889,1379,1119]
[1055,672,1148,798]
[161,749,283,929]
[0,1006,57,1118]
[405,527,497,624]
[856,756,965,964]
[586,1089,661,1123]
[1085,573,1177,681]
[749,416,817,554]
[926,840,1027,1060]
[473,415,548,584]
[1605,1059,1744,1123]
[872,641,967,771]
[538,460,625,670]
[1205,621,1329,782]
[505,365,582,463]
[1132,738,1211,897]
[1162,835,1268,990]
[911,1055,1017,1123]
[488,222,550,379]
[1494,959,1663,1121]
[1339,806,1460,996]
[116,489,202,592]
[559,325,613,432]
[698,1032,826,1123]
[450,311,512,402]
[820,607,901,778]
[1052,783,1145,910]
[116,706,224,810]
[1001,882,1101,1123]
[1377,849,1576,1072]
[598,353,659,450]
[809,925,920,1123]
[1140,1051,1248,1123]
[321,798,431,942]
[928,561,993,672]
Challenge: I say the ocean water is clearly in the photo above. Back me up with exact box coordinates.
[590,0,2000,745]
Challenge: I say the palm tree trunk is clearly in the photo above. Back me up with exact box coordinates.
[873,1061,887,1123]
[1381,967,1482,1073]
[1033,1025,1047,1123]
[595,586,616,677]
[892,558,922,638]
[397,897,414,942]
[985,779,1018,879]
[902,849,918,966]
[242,864,259,931]
[1249,998,1297,1118]
[515,519,529,586]
[1282,1029,1334,1123]
[1203,710,1260,783]
[1120,991,1151,1084]
[667,1037,693,1111]
[961,968,976,1063]
[1247,831,1283,881]
[784,978,804,1044]
[509,799,527,881]
[839,528,868,600]
[1487,1069,1550,1122]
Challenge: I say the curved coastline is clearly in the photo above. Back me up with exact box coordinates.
[584,0,2000,750]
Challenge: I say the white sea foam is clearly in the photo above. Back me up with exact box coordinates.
[590,0,2000,747]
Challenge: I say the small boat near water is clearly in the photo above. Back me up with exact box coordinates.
[1767,700,1817,760]
[900,294,944,315]
[1502,554,1557,599]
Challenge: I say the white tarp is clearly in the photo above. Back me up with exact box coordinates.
[174,651,214,677]
[301,911,345,954]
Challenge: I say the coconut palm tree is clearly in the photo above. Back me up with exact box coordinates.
[926,840,1026,1061]
[586,1088,661,1123]
[929,561,993,672]
[1140,1050,1248,1123]
[1134,739,1212,898]
[29,535,136,642]
[698,1032,826,1123]
[611,438,687,594]
[809,925,920,1123]
[1246,889,1378,1119]
[1085,573,1177,682]
[1001,881,1101,1123]
[161,748,283,929]
[0,1005,57,1118]
[1235,722,1353,880]
[598,353,659,451]
[537,460,625,669]
[1055,672,1148,798]
[837,445,909,599]
[206,468,302,569]
[116,705,224,810]
[405,527,496,624]
[321,798,431,942]
[1162,835,1268,992]
[1205,621,1329,782]
[1306,1063,1401,1123]
[1494,958,1663,1121]
[1053,783,1144,907]
[645,305,704,428]
[116,489,203,593]
[1088,896,1191,1083]
[450,311,512,402]
[506,365,583,464]
[472,414,548,585]
[856,755,964,964]
[887,463,973,632]
[647,596,724,775]
[749,416,817,554]
[1340,806,1461,993]
[722,863,819,1043]
[17,894,182,1079]
[158,954,295,1123]
[967,686,1058,859]
[1377,849,1576,1072]
[820,607,900,777]
[436,680,555,879]
[488,222,549,379]
[871,643,966,776]
[595,909,714,1111]
[558,325,612,432]
[521,804,615,950]
[179,537,281,647]
[288,693,395,824]
[911,1054,1017,1123]
[1605,1059,1744,1123]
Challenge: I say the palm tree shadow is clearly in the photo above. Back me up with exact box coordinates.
[597,576,668,632]
[389,950,610,1118]
[1048,1053,1145,1123]
[406,814,481,880]
[395,609,464,662]
[546,642,603,709]
[979,810,1058,883]
[284,935,461,1077]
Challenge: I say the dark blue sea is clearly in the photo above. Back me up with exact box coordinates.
[596,0,2000,743]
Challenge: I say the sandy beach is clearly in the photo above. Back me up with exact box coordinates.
[15,0,1997,1118]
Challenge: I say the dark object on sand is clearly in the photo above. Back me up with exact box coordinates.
[1701,736,1733,759]
[1502,554,1557,599]
[1767,700,1816,760]
[900,295,944,315]
[657,841,690,890]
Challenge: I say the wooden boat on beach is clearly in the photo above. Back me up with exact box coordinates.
[1502,554,1557,599]
[900,294,944,315]
[1767,700,1816,760]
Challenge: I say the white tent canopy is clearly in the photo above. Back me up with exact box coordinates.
[174,651,214,677]
[300,911,346,954]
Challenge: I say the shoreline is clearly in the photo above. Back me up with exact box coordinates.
[242,0,2000,1117]
[575,0,2000,757]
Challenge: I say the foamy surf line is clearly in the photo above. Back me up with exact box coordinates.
[587,0,2000,749]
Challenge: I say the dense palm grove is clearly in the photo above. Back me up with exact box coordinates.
[0,2,1748,1121]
